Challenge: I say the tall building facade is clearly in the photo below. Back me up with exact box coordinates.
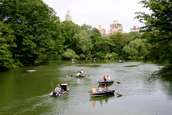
[130,26,140,32]
[98,25,106,37]
[107,20,123,35]
[65,10,72,21]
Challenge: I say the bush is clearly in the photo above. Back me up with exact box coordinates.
[62,49,79,59]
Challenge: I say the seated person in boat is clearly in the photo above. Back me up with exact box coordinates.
[98,85,106,93]
[53,84,62,95]
[76,71,80,76]
[106,75,110,81]
[103,76,107,81]
[80,69,84,76]
[92,86,98,93]
[104,84,108,91]
[80,71,83,76]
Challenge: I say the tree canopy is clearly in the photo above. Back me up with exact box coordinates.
[135,0,172,78]
[0,0,166,71]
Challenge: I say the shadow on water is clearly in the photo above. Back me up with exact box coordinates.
[124,65,139,67]
[89,94,115,107]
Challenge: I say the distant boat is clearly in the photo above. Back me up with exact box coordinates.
[26,70,36,73]
[49,83,69,97]
[117,60,125,63]
[90,90,115,97]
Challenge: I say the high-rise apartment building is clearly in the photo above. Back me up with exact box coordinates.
[65,10,72,21]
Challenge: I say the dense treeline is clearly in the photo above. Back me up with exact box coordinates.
[0,0,171,76]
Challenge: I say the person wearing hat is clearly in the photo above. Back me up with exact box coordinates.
[55,84,61,95]
[92,86,97,93]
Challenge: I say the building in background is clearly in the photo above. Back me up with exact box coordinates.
[130,26,140,32]
[107,20,123,35]
[98,25,106,37]
[65,10,72,21]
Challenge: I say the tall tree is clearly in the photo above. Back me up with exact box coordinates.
[61,20,80,51]
[109,32,128,57]
[123,38,151,59]
[74,30,93,55]
[1,0,60,65]
[0,22,17,71]
[135,0,172,78]
[135,0,172,62]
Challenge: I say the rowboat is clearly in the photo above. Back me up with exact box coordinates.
[117,61,125,63]
[26,70,36,73]
[76,75,84,77]
[98,80,114,85]
[49,83,69,97]
[90,90,115,97]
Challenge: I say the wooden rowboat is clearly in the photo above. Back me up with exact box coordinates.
[117,61,125,63]
[76,75,84,77]
[49,83,69,97]
[26,70,36,73]
[90,90,115,97]
[98,80,114,85]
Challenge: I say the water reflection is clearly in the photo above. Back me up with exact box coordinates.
[160,81,172,100]
[76,77,84,84]
[89,95,115,106]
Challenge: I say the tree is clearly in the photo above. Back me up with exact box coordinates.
[74,30,93,55]
[135,0,172,61]
[62,48,79,59]
[61,20,80,51]
[1,0,60,65]
[123,38,151,60]
[135,0,172,78]
[109,32,128,57]
[0,22,17,71]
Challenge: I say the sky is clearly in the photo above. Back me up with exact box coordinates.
[42,0,149,33]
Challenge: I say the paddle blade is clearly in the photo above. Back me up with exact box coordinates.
[116,93,122,96]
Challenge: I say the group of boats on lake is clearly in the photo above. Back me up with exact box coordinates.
[49,69,122,98]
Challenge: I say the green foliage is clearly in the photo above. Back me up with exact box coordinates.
[74,29,93,55]
[135,0,172,79]
[135,0,172,61]
[1,0,62,65]
[0,22,17,71]
[106,52,118,59]
[123,38,151,60]
[80,54,85,59]
[94,52,106,59]
[62,49,79,59]
[61,21,80,51]
[109,32,128,56]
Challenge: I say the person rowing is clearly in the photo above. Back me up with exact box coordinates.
[103,76,107,81]
[92,86,98,93]
[98,85,107,93]
[53,84,62,96]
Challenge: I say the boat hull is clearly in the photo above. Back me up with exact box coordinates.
[49,91,68,97]
[76,76,84,77]
[98,80,114,85]
[90,90,115,97]
[26,70,36,73]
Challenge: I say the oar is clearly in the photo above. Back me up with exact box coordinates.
[69,75,73,77]
[116,93,122,96]
[113,80,121,84]
[51,80,54,91]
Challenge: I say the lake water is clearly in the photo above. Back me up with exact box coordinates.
[0,60,172,115]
